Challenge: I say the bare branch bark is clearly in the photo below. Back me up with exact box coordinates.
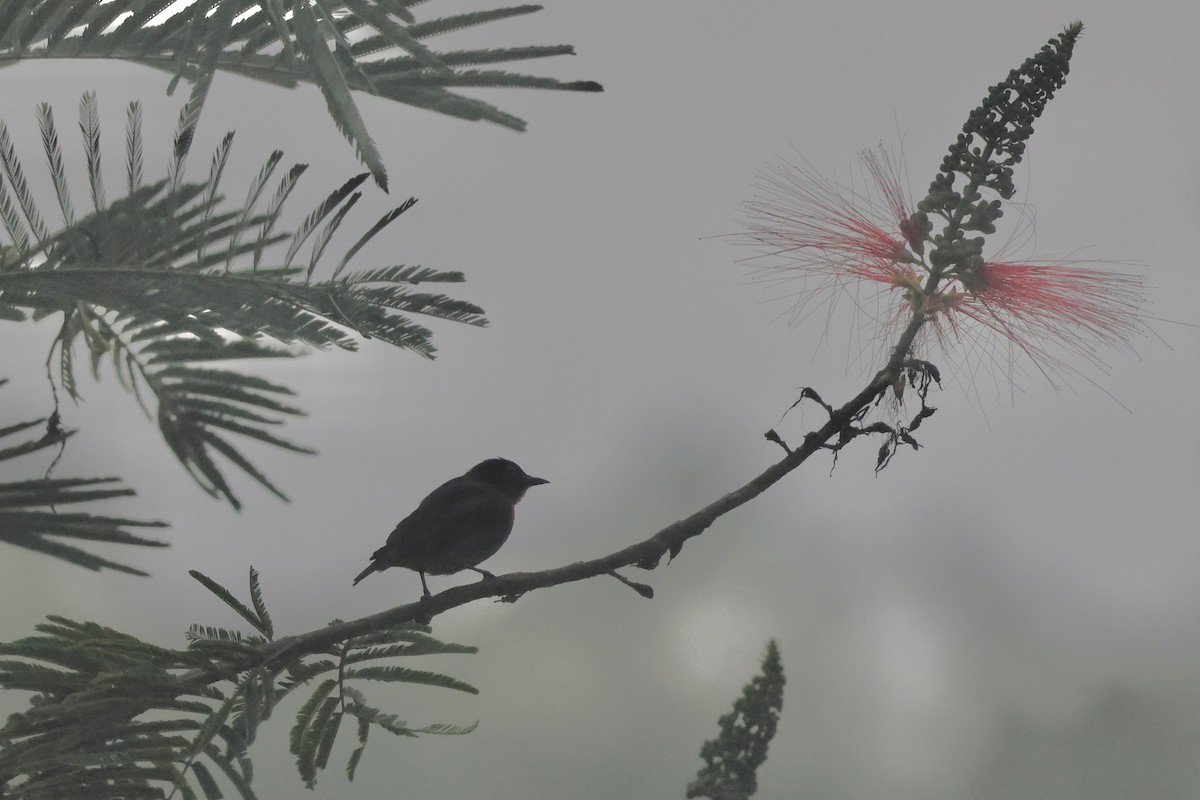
[259,371,897,670]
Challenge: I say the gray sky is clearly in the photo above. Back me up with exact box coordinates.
[3,1,1200,798]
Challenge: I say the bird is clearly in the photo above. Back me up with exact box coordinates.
[352,458,549,596]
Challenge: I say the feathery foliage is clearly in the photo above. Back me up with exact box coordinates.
[282,615,479,788]
[0,0,604,188]
[0,379,169,575]
[687,639,785,800]
[0,96,485,508]
[0,569,478,797]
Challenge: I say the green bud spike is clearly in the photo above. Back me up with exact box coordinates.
[920,22,1084,280]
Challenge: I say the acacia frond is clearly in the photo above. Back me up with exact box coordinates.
[0,102,484,506]
[125,100,143,194]
[37,103,74,226]
[0,0,602,187]
[0,569,478,794]
[284,617,478,788]
[285,172,370,269]
[79,92,105,211]
[331,196,417,280]
[0,387,169,575]
[0,121,48,245]
[247,567,273,640]
[0,615,254,799]
[343,664,479,693]
[189,569,272,637]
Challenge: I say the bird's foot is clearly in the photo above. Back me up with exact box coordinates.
[467,566,496,582]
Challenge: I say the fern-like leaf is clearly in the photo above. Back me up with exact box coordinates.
[198,130,236,263]
[248,567,273,640]
[292,2,388,189]
[286,172,370,270]
[0,120,49,244]
[189,569,270,637]
[345,714,371,780]
[0,615,256,800]
[0,0,602,185]
[344,665,479,694]
[38,102,75,226]
[305,189,361,281]
[1,104,488,505]
[289,678,338,788]
[0,578,479,793]
[331,197,418,280]
[125,99,143,194]
[0,397,168,574]
[79,91,105,211]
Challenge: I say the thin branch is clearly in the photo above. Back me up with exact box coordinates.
[256,371,892,672]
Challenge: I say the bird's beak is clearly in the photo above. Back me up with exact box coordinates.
[524,475,550,487]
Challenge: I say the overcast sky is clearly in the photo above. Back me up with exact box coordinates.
[3,1,1200,798]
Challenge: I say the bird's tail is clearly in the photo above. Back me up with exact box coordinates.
[352,562,378,586]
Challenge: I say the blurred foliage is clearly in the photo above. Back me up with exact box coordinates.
[0,96,485,509]
[0,0,603,188]
[687,639,785,800]
[0,568,478,798]
[0,378,169,574]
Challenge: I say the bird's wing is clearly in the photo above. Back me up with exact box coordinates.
[382,477,513,555]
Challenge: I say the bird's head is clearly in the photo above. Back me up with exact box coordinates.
[467,458,549,502]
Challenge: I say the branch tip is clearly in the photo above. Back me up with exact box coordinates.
[607,570,654,599]
[764,429,791,454]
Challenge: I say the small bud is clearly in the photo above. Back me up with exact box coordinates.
[899,212,930,255]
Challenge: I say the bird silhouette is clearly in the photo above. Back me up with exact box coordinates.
[353,458,549,596]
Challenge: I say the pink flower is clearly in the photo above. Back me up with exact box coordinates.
[743,147,917,290]
[740,147,1144,383]
[939,260,1145,381]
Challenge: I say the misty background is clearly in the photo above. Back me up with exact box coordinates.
[2,1,1200,798]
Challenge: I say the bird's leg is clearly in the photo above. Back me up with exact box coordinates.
[466,566,496,582]
[419,571,432,598]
